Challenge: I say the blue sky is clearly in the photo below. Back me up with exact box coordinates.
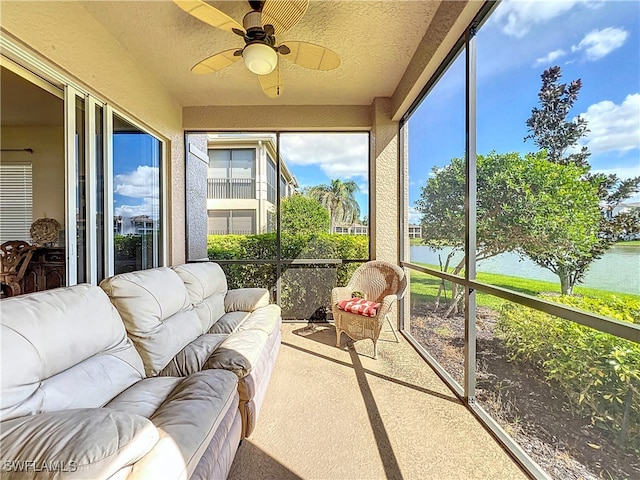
[280,133,370,220]
[113,133,160,220]
[408,0,640,222]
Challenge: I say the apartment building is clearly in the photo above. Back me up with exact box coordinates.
[206,135,298,235]
[408,224,422,239]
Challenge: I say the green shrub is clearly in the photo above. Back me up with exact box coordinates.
[279,195,331,235]
[207,233,368,318]
[114,234,154,273]
[496,294,640,450]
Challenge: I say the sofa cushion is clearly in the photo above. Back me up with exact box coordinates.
[205,329,269,378]
[224,288,270,313]
[106,377,183,419]
[172,262,228,331]
[337,298,381,317]
[209,311,250,334]
[237,304,282,335]
[0,408,158,479]
[0,285,145,422]
[158,333,227,377]
[125,370,239,480]
[100,267,203,377]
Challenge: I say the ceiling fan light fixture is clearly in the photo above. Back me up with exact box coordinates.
[243,43,278,75]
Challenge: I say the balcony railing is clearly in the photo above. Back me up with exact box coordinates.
[208,178,255,199]
[208,229,253,235]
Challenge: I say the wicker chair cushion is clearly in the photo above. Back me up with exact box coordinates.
[337,298,381,317]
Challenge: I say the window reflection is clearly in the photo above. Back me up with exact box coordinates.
[112,115,161,274]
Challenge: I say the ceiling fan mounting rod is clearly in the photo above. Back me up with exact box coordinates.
[243,11,263,33]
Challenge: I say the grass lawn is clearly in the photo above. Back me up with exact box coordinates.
[409,264,640,311]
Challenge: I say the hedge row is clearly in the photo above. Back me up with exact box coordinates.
[207,233,369,318]
[497,294,640,451]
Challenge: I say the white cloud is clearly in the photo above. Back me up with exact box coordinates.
[281,133,368,180]
[571,27,628,61]
[114,197,159,220]
[593,164,640,205]
[534,49,567,67]
[114,166,159,198]
[408,207,421,225]
[592,165,640,180]
[492,0,601,38]
[579,93,640,154]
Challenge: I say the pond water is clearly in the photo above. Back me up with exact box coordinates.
[409,244,640,295]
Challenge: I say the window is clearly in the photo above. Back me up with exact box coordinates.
[0,163,33,243]
[208,148,256,199]
[201,132,370,320]
[266,155,276,204]
[112,114,162,274]
[208,210,255,235]
[401,3,639,479]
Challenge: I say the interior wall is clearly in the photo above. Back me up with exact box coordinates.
[0,126,65,236]
[1,1,186,264]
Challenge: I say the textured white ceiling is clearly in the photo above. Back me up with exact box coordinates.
[79,1,440,107]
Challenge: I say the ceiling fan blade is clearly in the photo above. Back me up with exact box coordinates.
[192,49,242,74]
[281,41,340,70]
[258,65,283,98]
[173,0,244,33]
[264,24,275,37]
[262,0,309,35]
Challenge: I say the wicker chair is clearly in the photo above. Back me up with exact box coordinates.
[0,240,35,297]
[332,260,407,359]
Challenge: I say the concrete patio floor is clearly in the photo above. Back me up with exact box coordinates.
[228,322,529,480]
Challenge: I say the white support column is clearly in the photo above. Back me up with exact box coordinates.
[370,97,400,264]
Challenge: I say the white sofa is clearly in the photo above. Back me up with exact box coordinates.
[0,284,242,479]
[99,262,282,438]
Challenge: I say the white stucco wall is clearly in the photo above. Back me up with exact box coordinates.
[370,98,400,264]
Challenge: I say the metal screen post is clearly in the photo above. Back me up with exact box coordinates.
[464,24,478,403]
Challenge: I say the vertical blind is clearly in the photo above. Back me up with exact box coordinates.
[207,209,255,235]
[0,162,33,243]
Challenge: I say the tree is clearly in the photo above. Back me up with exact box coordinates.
[525,66,590,167]
[525,65,640,293]
[416,151,603,305]
[305,179,361,231]
[279,194,331,235]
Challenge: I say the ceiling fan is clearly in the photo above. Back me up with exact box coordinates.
[174,0,340,98]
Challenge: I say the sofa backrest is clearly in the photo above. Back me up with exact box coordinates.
[172,262,228,332]
[100,267,203,377]
[0,284,145,422]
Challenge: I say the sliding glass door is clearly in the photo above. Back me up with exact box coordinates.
[111,114,162,274]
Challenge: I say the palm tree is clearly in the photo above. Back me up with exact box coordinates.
[305,179,361,232]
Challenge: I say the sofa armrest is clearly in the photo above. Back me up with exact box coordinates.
[224,288,270,313]
[0,408,158,479]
